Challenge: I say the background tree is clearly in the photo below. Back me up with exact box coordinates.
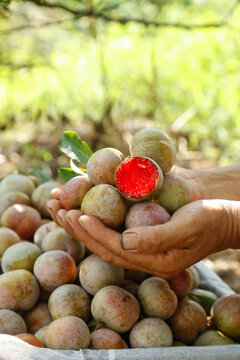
[0,0,239,175]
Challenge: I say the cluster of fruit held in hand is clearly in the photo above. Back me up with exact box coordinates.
[0,127,239,351]
[60,128,192,230]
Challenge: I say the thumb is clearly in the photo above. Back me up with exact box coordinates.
[121,221,177,253]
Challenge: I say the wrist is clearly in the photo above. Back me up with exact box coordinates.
[200,199,240,253]
[226,201,240,250]
[215,200,240,251]
[191,163,240,201]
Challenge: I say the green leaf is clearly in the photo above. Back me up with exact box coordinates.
[18,168,53,182]
[87,320,104,333]
[22,144,53,161]
[58,167,86,182]
[70,159,87,175]
[189,293,216,307]
[32,168,53,182]
[59,131,93,164]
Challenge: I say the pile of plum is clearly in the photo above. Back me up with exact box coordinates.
[0,128,239,349]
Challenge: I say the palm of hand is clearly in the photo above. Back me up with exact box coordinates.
[46,197,228,278]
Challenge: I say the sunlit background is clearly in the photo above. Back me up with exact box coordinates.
[0,0,240,175]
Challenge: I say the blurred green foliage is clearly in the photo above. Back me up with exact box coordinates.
[0,0,240,171]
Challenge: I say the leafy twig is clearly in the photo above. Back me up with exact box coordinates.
[0,0,239,36]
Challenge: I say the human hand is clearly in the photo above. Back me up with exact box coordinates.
[170,162,240,202]
[46,195,239,278]
[168,165,202,201]
[47,195,162,276]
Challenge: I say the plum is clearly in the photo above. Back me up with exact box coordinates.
[41,228,85,263]
[1,204,41,240]
[0,191,31,218]
[91,285,140,333]
[33,250,76,292]
[0,309,27,335]
[130,128,176,173]
[129,317,173,348]
[1,242,42,273]
[24,303,52,334]
[168,269,193,298]
[31,180,62,217]
[86,148,124,186]
[44,316,90,350]
[125,201,170,228]
[33,221,59,248]
[0,228,20,265]
[153,174,192,214]
[60,175,93,210]
[115,157,163,202]
[48,284,91,322]
[79,254,124,296]
[194,330,235,346]
[211,294,240,340]
[90,328,128,349]
[137,277,178,320]
[0,174,35,197]
[168,298,207,344]
[15,333,44,347]
[81,184,127,228]
[0,269,40,311]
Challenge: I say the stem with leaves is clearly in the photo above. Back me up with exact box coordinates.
[58,131,92,182]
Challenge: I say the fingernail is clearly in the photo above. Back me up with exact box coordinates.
[55,212,61,224]
[66,215,74,227]
[120,232,138,250]
[46,204,53,211]
[79,216,88,231]
[57,211,64,221]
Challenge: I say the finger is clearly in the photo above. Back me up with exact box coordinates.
[46,199,62,225]
[78,215,176,275]
[122,206,199,254]
[66,210,86,240]
[121,225,170,253]
[66,211,162,276]
[157,248,191,277]
[81,235,162,276]
[57,209,75,238]
[66,210,124,264]
[51,187,62,200]
[79,214,174,254]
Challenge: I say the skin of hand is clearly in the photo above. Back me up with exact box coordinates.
[167,165,202,201]
[46,194,240,278]
[171,162,240,201]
